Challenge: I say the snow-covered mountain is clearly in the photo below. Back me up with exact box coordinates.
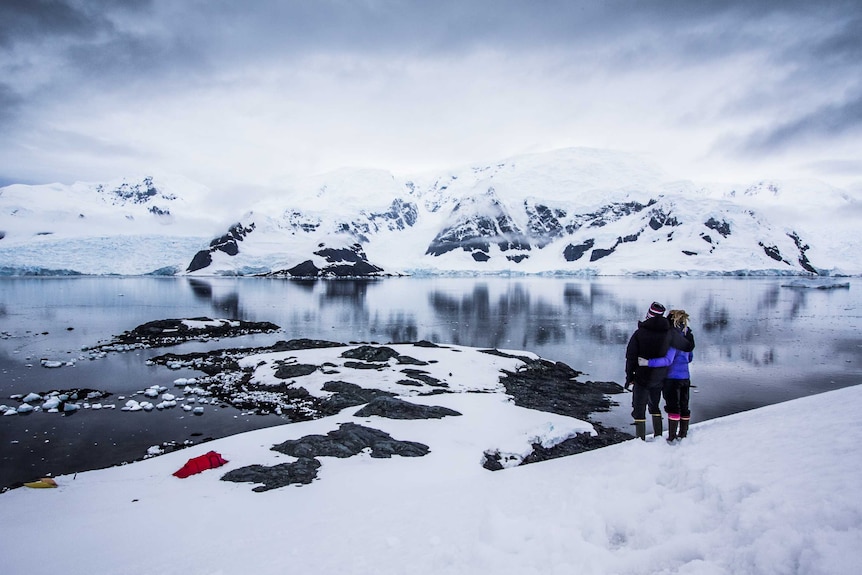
[0,174,225,275]
[2,148,859,276]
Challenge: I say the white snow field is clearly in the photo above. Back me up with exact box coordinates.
[0,341,859,575]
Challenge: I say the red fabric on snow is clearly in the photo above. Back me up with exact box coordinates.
[172,450,229,478]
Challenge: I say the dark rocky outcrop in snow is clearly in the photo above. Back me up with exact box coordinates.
[187,222,256,272]
[316,381,396,416]
[221,457,321,492]
[271,422,430,459]
[268,243,387,278]
[704,217,732,238]
[482,423,633,471]
[563,239,595,262]
[87,317,280,351]
[222,422,430,491]
[353,396,461,419]
[485,350,625,422]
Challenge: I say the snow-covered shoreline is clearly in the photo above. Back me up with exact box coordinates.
[1,378,860,574]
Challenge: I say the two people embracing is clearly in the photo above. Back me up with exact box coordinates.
[625,301,695,442]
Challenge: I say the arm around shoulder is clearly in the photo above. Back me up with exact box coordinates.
[671,328,695,352]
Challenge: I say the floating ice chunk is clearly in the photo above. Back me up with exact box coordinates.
[17,404,35,414]
[193,406,204,415]
[63,403,80,413]
[144,388,159,398]
[91,403,103,410]
[123,400,142,412]
[22,393,42,403]
[162,393,175,401]
[141,402,154,411]
[4,409,18,416]
[42,397,61,410]
[41,360,63,368]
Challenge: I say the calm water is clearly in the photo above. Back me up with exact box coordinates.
[2,276,860,487]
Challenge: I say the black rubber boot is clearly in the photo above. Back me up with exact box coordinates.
[667,418,679,443]
[679,417,690,439]
[634,420,646,441]
[651,414,663,439]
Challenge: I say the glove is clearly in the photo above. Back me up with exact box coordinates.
[624,381,633,391]
[637,357,649,367]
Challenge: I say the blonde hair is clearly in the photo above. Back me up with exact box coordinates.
[668,309,689,330]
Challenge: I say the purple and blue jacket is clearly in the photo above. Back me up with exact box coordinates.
[647,328,694,379]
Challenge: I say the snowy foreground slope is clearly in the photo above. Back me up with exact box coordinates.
[2,148,860,276]
[1,357,859,575]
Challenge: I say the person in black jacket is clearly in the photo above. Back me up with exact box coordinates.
[625,302,695,440]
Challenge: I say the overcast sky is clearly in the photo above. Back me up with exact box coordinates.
[1,0,861,198]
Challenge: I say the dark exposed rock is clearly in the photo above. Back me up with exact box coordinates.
[221,458,321,491]
[186,250,213,273]
[269,243,386,278]
[187,222,256,272]
[341,345,400,362]
[271,422,430,459]
[395,355,429,366]
[590,247,615,261]
[482,423,632,470]
[413,340,442,348]
[399,368,446,387]
[285,260,319,277]
[648,208,680,230]
[704,217,731,238]
[344,360,388,370]
[397,379,424,387]
[274,362,319,379]
[481,349,625,422]
[353,396,461,419]
[89,317,280,350]
[759,242,788,264]
[317,381,395,416]
[788,231,818,274]
[563,239,595,262]
[268,339,341,351]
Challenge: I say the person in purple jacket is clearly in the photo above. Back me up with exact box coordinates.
[639,309,695,442]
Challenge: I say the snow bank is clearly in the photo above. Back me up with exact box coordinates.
[0,380,859,575]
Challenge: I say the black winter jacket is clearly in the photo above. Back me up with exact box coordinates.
[625,316,695,387]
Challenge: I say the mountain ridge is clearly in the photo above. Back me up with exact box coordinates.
[1,148,859,276]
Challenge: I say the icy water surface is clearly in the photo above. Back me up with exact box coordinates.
[1,276,860,488]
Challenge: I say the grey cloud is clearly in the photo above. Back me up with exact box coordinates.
[6,1,860,88]
[0,0,151,47]
[737,93,862,154]
[0,83,23,130]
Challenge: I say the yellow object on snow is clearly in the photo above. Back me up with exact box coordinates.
[23,477,58,489]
